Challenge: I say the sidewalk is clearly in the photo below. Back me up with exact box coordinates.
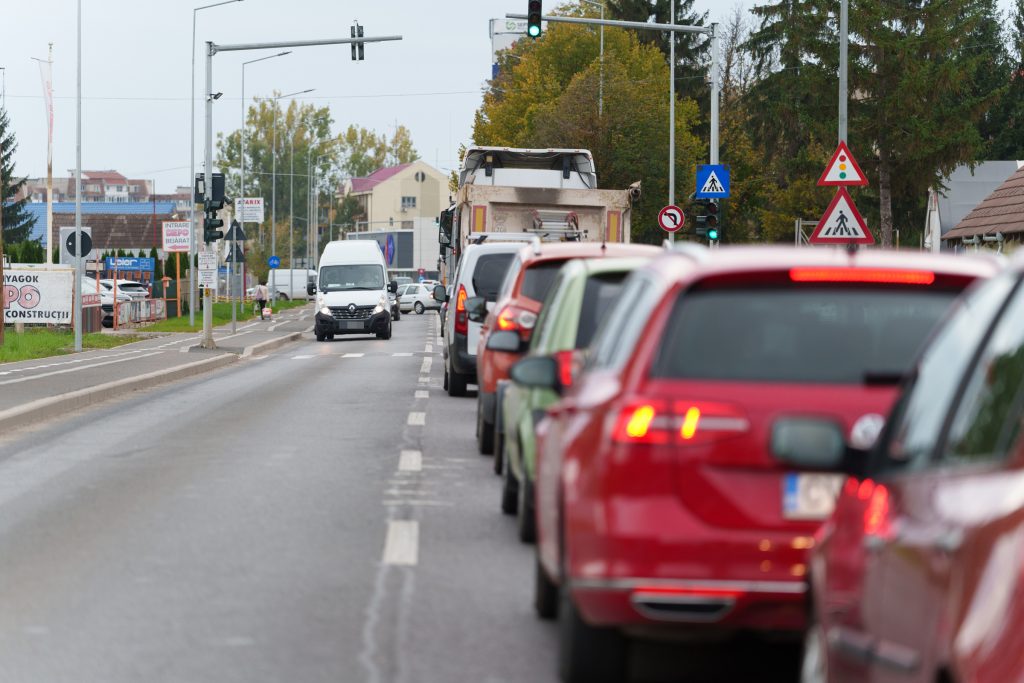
[0,304,312,433]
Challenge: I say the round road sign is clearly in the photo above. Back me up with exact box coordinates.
[268,255,281,269]
[65,231,92,257]
[658,205,685,233]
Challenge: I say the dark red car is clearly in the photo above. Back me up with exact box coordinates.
[793,258,1023,683]
[515,246,999,683]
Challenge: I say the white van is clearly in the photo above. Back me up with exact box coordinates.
[312,241,396,341]
[268,268,315,300]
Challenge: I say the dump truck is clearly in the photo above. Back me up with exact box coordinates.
[438,147,639,283]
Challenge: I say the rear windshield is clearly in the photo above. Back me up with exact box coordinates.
[520,261,566,302]
[472,253,515,301]
[576,273,629,348]
[652,287,958,384]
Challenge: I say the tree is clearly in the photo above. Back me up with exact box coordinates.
[987,0,1024,158]
[1,106,36,245]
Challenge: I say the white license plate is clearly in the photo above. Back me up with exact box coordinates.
[343,321,364,330]
[782,473,845,520]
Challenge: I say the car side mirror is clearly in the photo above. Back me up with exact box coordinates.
[307,283,315,296]
[486,330,524,353]
[466,296,487,323]
[510,356,560,393]
[771,418,848,470]
[433,284,448,303]
[388,280,398,293]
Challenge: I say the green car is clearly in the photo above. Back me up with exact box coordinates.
[497,256,654,543]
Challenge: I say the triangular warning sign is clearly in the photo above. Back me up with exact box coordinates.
[700,170,726,195]
[809,188,874,245]
[817,141,868,187]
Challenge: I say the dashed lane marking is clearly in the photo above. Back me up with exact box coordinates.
[291,355,314,360]
[414,390,429,399]
[420,358,432,374]
[381,520,419,566]
[392,352,413,357]
[424,344,433,353]
[343,353,365,358]
[398,450,422,472]
[407,412,426,426]
[0,351,164,386]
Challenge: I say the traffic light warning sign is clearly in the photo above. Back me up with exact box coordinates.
[809,188,874,245]
[818,141,867,187]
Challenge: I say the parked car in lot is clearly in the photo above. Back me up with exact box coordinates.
[516,246,1000,683]
[793,259,1024,683]
[473,242,662,458]
[398,283,440,314]
[498,254,658,543]
[437,240,534,396]
[99,279,150,301]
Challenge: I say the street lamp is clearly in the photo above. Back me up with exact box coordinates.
[190,0,243,327]
[580,0,604,116]
[309,138,341,270]
[262,88,314,302]
[230,50,290,334]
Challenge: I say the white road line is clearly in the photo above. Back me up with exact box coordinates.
[0,351,164,387]
[343,353,364,358]
[212,330,254,343]
[414,390,429,399]
[424,344,433,353]
[391,352,413,357]
[291,355,314,360]
[381,520,419,566]
[407,412,426,426]
[420,358,432,374]
[417,376,429,385]
[398,450,422,472]
[382,500,452,507]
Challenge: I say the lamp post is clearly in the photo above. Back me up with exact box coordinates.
[265,88,313,303]
[190,0,243,327]
[309,139,340,270]
[235,51,289,333]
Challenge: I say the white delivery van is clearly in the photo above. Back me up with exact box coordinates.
[268,268,316,300]
[312,241,397,341]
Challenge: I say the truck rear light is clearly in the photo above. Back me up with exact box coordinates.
[789,267,936,286]
[455,285,468,335]
[611,400,748,446]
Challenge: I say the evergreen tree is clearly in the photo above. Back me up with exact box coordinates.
[1,106,36,244]
[987,0,1024,158]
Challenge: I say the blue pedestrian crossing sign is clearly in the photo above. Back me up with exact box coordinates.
[268,255,281,269]
[695,164,730,198]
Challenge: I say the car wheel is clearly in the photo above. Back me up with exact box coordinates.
[501,449,518,515]
[477,400,495,455]
[315,333,326,342]
[377,321,392,340]
[534,554,559,620]
[800,611,828,683]
[278,293,290,301]
[558,590,628,683]
[415,301,425,315]
[327,334,335,341]
[443,367,449,391]
[447,368,468,397]
[394,307,401,321]
[517,475,537,543]
[493,429,505,476]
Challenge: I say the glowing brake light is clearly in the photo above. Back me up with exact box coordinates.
[554,350,578,388]
[625,405,657,439]
[862,481,891,537]
[454,285,469,335]
[789,267,936,286]
[495,304,538,341]
[680,407,701,440]
[611,400,747,445]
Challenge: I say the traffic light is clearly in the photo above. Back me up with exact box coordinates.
[527,1,543,38]
[706,200,720,242]
[690,199,709,237]
[203,198,225,244]
[351,22,364,61]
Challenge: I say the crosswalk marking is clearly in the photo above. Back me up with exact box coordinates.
[398,450,423,472]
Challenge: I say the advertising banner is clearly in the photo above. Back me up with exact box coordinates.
[3,267,73,324]
[105,257,155,272]
[238,198,265,223]
[162,221,192,253]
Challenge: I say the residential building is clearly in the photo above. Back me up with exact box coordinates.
[942,162,1024,251]
[22,201,181,253]
[14,171,153,203]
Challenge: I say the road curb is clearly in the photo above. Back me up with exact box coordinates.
[240,331,303,358]
[0,354,237,434]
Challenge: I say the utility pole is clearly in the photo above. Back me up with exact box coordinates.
[201,31,402,347]
[668,0,675,244]
[74,0,83,352]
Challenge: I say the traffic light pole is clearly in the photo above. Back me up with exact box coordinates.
[506,12,718,241]
[201,32,402,349]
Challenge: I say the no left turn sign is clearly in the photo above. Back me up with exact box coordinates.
[658,205,685,233]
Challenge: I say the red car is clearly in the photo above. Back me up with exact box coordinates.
[514,246,1000,683]
[793,258,1023,683]
[472,242,661,456]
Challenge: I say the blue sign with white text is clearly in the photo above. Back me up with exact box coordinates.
[105,257,155,272]
[695,164,730,198]
[268,255,281,269]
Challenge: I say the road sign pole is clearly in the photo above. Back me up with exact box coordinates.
[839,0,848,143]
[710,22,720,165]
[668,0,675,244]
[202,41,215,349]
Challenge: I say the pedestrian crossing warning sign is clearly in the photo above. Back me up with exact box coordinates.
[809,188,874,245]
[695,164,730,198]
[818,141,868,187]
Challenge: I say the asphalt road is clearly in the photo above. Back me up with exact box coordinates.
[0,314,798,683]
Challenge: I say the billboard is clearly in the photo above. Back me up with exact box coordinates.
[490,18,528,79]
[346,231,414,269]
[162,221,192,253]
[3,267,74,324]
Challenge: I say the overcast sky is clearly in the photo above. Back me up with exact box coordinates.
[0,0,1015,195]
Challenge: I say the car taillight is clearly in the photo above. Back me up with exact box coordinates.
[858,479,892,537]
[611,400,749,445]
[455,285,468,335]
[496,304,538,341]
[789,267,936,286]
[553,350,579,388]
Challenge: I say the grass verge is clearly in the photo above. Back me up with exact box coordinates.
[0,328,141,364]
[142,299,310,333]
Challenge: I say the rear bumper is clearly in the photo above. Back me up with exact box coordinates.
[448,333,477,378]
[314,311,390,335]
[477,348,520,395]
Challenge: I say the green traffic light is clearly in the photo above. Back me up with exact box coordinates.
[528,24,541,37]
[707,228,719,241]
